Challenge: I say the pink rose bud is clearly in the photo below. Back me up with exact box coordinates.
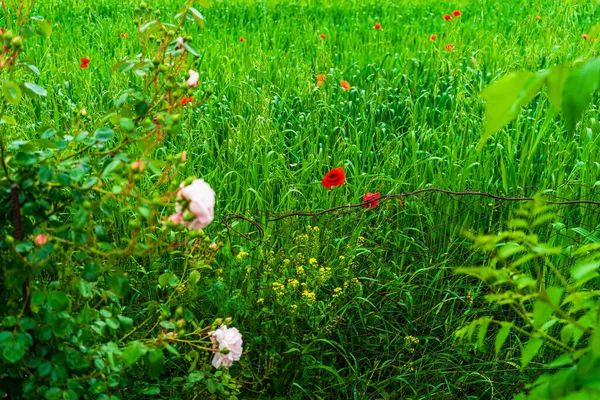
[165,332,178,339]
[176,36,184,48]
[187,70,199,88]
[34,234,47,246]
[131,160,144,172]
[168,213,183,224]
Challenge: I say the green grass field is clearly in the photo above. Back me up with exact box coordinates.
[13,0,600,215]
[3,0,600,398]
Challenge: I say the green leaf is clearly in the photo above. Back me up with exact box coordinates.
[2,339,25,363]
[121,341,147,366]
[141,386,160,395]
[188,371,205,383]
[18,317,36,331]
[0,115,16,125]
[183,42,200,57]
[14,152,38,166]
[189,7,205,28]
[189,270,201,285]
[476,318,491,349]
[44,387,62,400]
[38,166,55,184]
[2,316,16,327]
[494,324,512,354]
[32,17,52,37]
[24,82,47,97]
[592,325,600,356]
[119,118,135,132]
[83,262,101,281]
[3,81,22,105]
[570,259,600,285]
[73,208,89,229]
[521,337,543,369]
[147,349,165,380]
[563,59,600,132]
[47,291,69,311]
[533,287,563,330]
[94,127,114,142]
[109,273,129,298]
[480,71,547,149]
[546,64,570,111]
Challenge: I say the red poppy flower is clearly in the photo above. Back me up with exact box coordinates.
[374,22,382,30]
[340,80,351,90]
[535,15,541,21]
[444,44,453,51]
[430,34,437,41]
[180,96,194,105]
[239,37,245,42]
[80,57,91,68]
[363,192,380,208]
[452,10,462,17]
[321,167,345,189]
[443,14,452,21]
[582,33,589,40]
[316,74,326,87]
[320,34,326,39]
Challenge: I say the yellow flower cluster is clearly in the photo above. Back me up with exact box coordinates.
[332,287,343,298]
[287,278,300,288]
[296,266,305,275]
[272,281,285,297]
[257,298,264,304]
[302,289,316,303]
[405,336,420,345]
[309,257,318,266]
[236,251,249,260]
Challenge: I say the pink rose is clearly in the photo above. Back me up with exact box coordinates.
[176,179,215,230]
[187,70,199,88]
[209,325,243,368]
[34,234,47,246]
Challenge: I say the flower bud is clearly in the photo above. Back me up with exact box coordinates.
[34,234,47,246]
[140,1,147,10]
[131,160,144,173]
[10,36,22,50]
[5,235,14,244]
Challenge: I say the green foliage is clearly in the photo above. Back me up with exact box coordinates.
[456,198,600,399]
[482,55,600,145]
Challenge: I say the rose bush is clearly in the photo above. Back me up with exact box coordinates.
[0,1,243,398]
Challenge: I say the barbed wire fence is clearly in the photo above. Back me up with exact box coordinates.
[218,187,600,398]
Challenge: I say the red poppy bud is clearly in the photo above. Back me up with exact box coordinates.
[374,22,382,30]
[444,43,453,51]
[320,34,326,39]
[239,37,245,42]
[430,34,437,41]
[321,167,345,189]
[443,14,452,21]
[363,193,380,208]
